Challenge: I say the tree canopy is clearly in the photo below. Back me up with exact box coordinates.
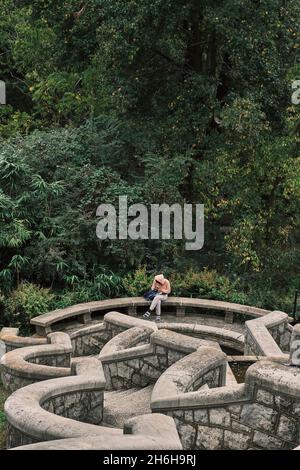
[0,0,300,316]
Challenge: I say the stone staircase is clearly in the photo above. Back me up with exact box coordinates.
[102,384,154,428]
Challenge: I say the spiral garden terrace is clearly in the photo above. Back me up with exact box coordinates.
[0,296,300,451]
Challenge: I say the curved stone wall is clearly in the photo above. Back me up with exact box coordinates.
[245,311,292,356]
[5,357,112,448]
[1,332,72,392]
[159,322,244,353]
[70,323,108,356]
[11,414,182,450]
[30,296,271,336]
[0,327,47,352]
[1,304,299,451]
[70,311,157,356]
[99,328,220,390]
[151,358,300,450]
[5,357,181,450]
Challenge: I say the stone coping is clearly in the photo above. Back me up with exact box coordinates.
[98,327,217,363]
[152,383,248,411]
[30,296,270,332]
[0,332,72,380]
[98,313,160,362]
[151,346,227,409]
[4,358,113,442]
[150,328,214,352]
[0,327,47,349]
[69,322,106,339]
[11,414,182,450]
[245,358,300,398]
[104,311,158,331]
[251,310,292,328]
[99,343,154,363]
[245,311,289,356]
[151,357,300,413]
[100,326,153,357]
[227,355,262,362]
[159,322,245,352]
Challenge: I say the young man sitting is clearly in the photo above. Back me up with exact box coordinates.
[143,273,171,322]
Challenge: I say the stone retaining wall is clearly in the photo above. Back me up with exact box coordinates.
[5,357,110,448]
[244,311,292,356]
[70,311,157,356]
[159,322,244,353]
[11,414,182,450]
[5,357,181,450]
[30,296,271,336]
[151,358,300,450]
[70,323,109,356]
[99,328,219,390]
[2,310,299,451]
[70,312,246,357]
[0,327,47,352]
[0,332,72,392]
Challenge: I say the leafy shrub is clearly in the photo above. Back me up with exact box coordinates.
[123,266,154,297]
[122,266,248,304]
[170,268,248,303]
[4,282,54,333]
[50,271,124,310]
[245,285,294,314]
[0,291,6,328]
[0,377,9,450]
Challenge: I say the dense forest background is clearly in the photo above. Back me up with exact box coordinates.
[0,0,300,330]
